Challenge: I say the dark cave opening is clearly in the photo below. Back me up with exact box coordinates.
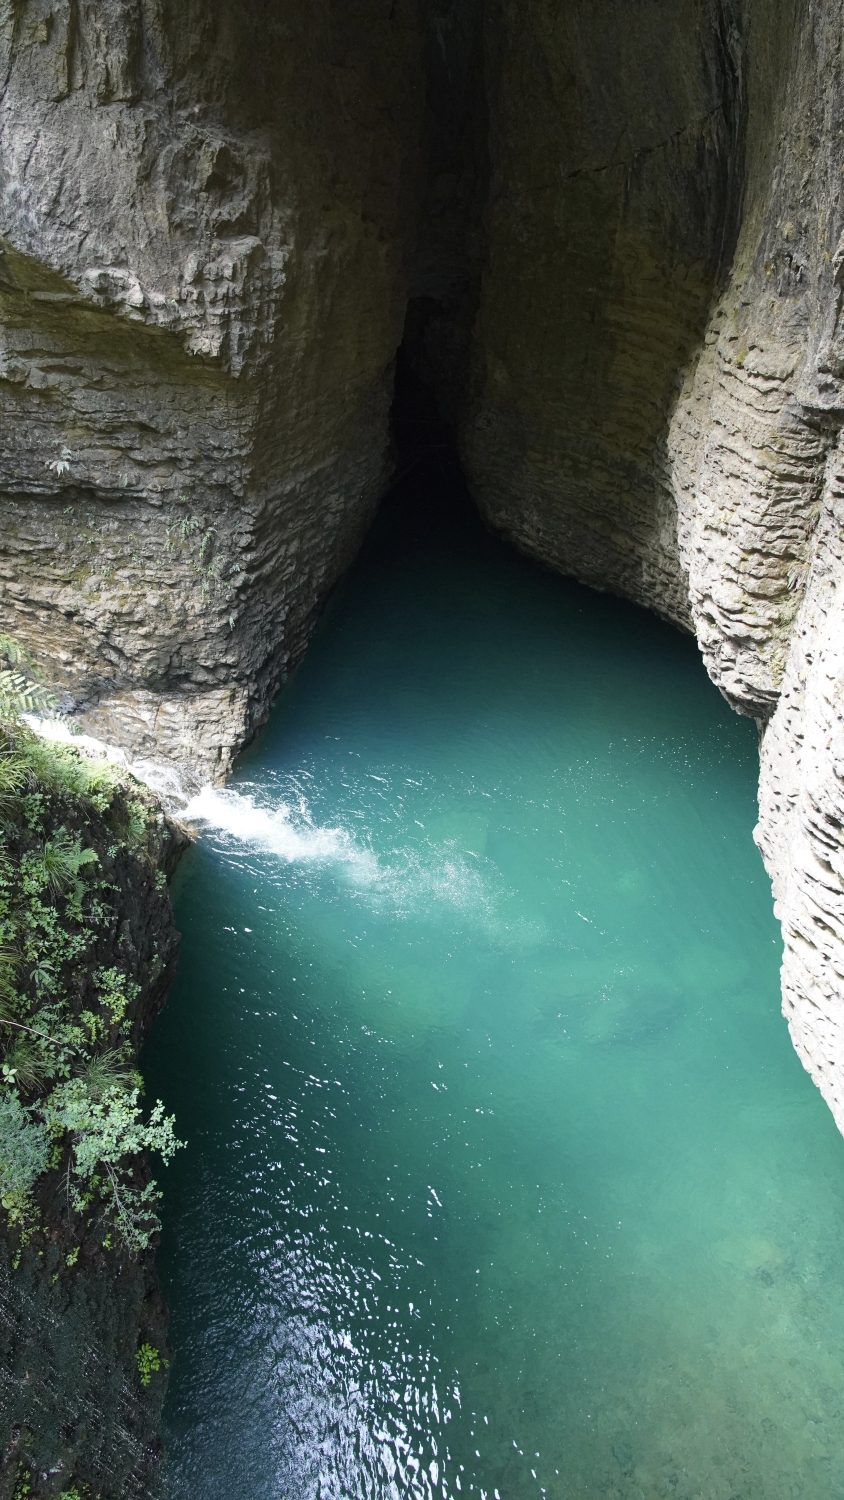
[378,294,481,555]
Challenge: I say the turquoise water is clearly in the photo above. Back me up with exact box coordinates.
[146,493,844,1500]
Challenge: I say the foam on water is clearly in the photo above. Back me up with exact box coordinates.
[186,783,501,934]
[185,784,378,878]
[24,714,502,930]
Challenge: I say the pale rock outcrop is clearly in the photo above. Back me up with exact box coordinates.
[663,3,844,1127]
[0,0,425,782]
[755,466,844,1131]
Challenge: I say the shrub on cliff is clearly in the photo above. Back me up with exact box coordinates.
[0,1091,50,1224]
[0,708,183,1255]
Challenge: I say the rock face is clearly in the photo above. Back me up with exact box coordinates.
[460,0,844,1134]
[0,0,425,781]
[2,0,844,1130]
[672,3,844,1135]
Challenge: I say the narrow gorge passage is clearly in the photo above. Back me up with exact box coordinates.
[145,467,844,1500]
[5,6,844,1496]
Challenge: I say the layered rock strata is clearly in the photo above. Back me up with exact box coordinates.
[2,0,844,1132]
[0,0,424,782]
[459,0,844,1132]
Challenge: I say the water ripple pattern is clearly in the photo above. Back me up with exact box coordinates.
[145,507,844,1500]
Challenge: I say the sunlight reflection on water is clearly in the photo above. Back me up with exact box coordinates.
[146,513,844,1500]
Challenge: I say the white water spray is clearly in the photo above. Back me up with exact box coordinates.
[22,714,192,805]
[23,715,496,919]
[185,784,502,927]
[185,785,379,880]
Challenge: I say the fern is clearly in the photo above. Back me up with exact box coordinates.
[0,669,56,723]
[0,635,26,666]
[0,634,57,723]
[37,831,98,900]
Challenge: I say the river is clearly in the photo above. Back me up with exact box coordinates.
[145,482,844,1500]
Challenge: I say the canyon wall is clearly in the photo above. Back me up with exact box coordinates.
[0,0,424,783]
[1,0,844,1130]
[462,0,844,1134]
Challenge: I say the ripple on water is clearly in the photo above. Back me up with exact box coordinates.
[147,521,844,1500]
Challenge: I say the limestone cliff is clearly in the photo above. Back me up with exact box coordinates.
[461,0,844,1134]
[0,0,425,782]
[2,0,844,1134]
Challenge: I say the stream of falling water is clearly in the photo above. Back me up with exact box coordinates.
[144,493,844,1500]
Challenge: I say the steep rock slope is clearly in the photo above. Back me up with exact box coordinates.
[463,0,750,629]
[463,0,844,1130]
[0,0,424,782]
[669,4,844,1131]
[2,0,844,1135]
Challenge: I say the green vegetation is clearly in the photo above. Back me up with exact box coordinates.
[166,505,231,602]
[137,1340,166,1387]
[17,1465,87,1499]
[0,634,56,721]
[13,1464,33,1498]
[0,653,182,1255]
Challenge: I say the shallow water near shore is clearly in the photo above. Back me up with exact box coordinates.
[145,485,844,1500]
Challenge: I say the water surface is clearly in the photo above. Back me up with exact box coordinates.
[146,489,844,1500]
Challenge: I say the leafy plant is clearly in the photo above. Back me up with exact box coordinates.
[95,967,139,1025]
[0,649,183,1251]
[19,735,117,804]
[13,1463,33,1499]
[37,830,98,900]
[137,1341,164,1387]
[45,1082,182,1251]
[0,670,55,721]
[125,796,149,849]
[0,636,56,723]
[0,1093,50,1225]
[165,509,232,601]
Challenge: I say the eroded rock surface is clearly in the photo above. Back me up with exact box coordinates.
[3,0,844,1130]
[457,0,844,1131]
[0,0,425,781]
